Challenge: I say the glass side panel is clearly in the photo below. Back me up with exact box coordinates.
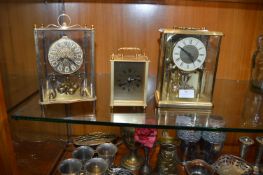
[10,74,263,132]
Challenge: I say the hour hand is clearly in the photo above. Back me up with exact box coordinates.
[118,81,128,87]
[178,46,195,65]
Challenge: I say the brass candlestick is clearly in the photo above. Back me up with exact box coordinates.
[254,136,263,174]
[239,136,254,160]
[120,127,143,171]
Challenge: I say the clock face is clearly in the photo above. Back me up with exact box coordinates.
[172,37,206,71]
[48,36,83,74]
[113,62,145,101]
[117,68,142,92]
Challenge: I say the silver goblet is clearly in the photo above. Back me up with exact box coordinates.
[177,115,201,162]
[201,115,226,164]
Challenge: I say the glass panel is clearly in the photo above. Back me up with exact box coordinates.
[10,74,263,132]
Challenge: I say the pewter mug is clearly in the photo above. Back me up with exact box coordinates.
[84,158,108,175]
[72,146,95,166]
[96,143,117,168]
[59,158,82,175]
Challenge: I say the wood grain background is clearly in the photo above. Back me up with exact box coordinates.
[0,1,262,170]
[0,1,263,109]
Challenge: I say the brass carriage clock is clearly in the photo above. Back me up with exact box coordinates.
[110,48,149,108]
[34,14,96,104]
[155,27,223,108]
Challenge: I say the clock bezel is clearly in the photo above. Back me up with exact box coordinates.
[48,36,84,75]
[155,27,224,109]
[172,37,207,72]
[110,49,150,108]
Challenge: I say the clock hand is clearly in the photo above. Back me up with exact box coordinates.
[127,76,141,82]
[118,81,128,87]
[65,57,78,66]
[178,46,196,66]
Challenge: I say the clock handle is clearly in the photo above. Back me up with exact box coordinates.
[57,13,72,28]
[117,47,144,59]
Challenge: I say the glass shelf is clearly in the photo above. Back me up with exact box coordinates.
[10,74,263,132]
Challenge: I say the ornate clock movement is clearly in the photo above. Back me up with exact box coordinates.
[155,27,223,108]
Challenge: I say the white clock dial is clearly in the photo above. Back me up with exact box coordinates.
[48,36,83,74]
[172,37,206,71]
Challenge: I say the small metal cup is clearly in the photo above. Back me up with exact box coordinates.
[84,158,108,175]
[184,159,215,175]
[72,146,95,166]
[96,143,117,168]
[59,158,82,175]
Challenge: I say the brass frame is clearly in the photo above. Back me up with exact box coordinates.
[34,14,96,105]
[155,27,223,109]
[110,48,149,108]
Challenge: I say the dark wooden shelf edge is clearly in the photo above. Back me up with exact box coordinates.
[0,0,262,4]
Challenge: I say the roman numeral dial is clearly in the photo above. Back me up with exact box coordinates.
[172,37,206,71]
[48,36,83,75]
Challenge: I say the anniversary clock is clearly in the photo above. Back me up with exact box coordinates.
[34,14,96,104]
[155,27,223,108]
[110,48,149,108]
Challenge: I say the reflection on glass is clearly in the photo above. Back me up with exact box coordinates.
[111,113,146,124]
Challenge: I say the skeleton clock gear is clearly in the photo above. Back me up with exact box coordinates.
[110,48,149,108]
[34,14,96,104]
[155,27,223,108]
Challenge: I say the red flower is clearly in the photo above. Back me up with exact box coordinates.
[134,128,157,148]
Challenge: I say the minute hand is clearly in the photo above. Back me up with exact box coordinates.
[178,46,195,65]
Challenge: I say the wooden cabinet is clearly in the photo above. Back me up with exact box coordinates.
[0,0,263,174]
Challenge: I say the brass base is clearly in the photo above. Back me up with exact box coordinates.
[121,152,143,171]
[155,91,213,109]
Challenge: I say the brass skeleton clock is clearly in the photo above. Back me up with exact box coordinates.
[110,48,149,108]
[155,27,223,108]
[34,14,96,104]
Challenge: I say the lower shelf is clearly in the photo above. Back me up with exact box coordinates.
[14,140,66,175]
[52,143,255,175]
[14,139,259,175]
